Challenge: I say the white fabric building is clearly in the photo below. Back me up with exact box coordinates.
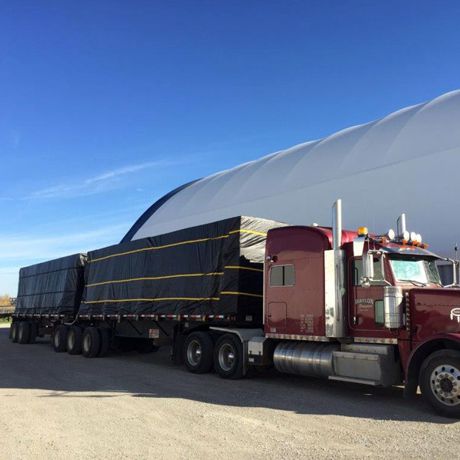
[124,89,460,258]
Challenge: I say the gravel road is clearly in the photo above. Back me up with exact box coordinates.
[0,325,458,459]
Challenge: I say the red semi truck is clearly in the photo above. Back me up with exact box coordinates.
[8,200,460,417]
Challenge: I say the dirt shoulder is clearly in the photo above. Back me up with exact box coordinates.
[0,328,458,459]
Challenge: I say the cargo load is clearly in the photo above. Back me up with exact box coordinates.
[79,216,284,323]
[15,253,87,316]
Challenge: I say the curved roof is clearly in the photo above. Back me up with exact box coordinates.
[124,89,460,257]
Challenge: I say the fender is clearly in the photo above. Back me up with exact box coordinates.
[404,332,460,397]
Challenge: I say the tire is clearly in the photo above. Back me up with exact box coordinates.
[214,334,244,379]
[67,326,83,355]
[18,322,31,344]
[10,322,19,343]
[98,328,111,357]
[52,325,68,352]
[183,331,214,374]
[82,327,101,358]
[28,322,38,344]
[420,349,460,418]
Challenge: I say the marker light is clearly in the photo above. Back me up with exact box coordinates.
[403,230,410,241]
[357,226,369,236]
[387,229,395,241]
[417,233,422,244]
[410,232,417,243]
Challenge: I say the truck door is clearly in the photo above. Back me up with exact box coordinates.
[265,263,295,334]
[348,257,386,333]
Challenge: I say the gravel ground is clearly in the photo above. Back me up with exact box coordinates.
[0,324,458,459]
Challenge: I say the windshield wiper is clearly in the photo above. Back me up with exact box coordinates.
[398,279,427,287]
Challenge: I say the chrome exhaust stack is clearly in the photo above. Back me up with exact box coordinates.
[325,199,346,338]
[333,199,342,250]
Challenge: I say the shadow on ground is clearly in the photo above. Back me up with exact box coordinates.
[0,328,456,424]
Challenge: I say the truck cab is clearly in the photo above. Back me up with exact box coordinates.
[262,204,460,417]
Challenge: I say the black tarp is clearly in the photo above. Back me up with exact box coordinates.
[80,216,284,323]
[15,253,87,315]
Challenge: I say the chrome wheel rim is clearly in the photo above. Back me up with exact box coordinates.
[12,324,19,341]
[83,333,91,353]
[68,331,75,349]
[430,364,460,406]
[218,343,235,372]
[187,339,202,366]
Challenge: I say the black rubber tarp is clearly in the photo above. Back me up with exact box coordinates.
[80,216,284,323]
[15,253,87,315]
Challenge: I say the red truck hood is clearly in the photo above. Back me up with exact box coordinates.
[409,288,460,342]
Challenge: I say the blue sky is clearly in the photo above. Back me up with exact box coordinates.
[1,1,459,295]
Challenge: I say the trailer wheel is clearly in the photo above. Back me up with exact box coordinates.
[183,331,214,373]
[10,322,19,343]
[18,322,31,344]
[98,328,111,357]
[82,327,101,358]
[28,322,38,344]
[52,325,68,352]
[67,326,83,355]
[420,349,460,418]
[214,334,244,379]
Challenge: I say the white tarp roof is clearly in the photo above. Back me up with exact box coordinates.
[128,89,460,257]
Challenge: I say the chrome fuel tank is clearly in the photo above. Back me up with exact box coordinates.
[273,342,339,378]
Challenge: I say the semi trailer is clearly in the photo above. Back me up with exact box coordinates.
[7,201,460,417]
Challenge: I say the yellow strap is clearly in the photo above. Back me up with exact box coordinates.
[224,265,264,273]
[220,291,263,298]
[89,228,267,264]
[229,229,267,237]
[83,296,220,304]
[86,272,224,288]
[86,266,263,288]
[89,234,230,263]
[83,291,262,304]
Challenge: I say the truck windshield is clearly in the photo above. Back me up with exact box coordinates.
[389,257,441,286]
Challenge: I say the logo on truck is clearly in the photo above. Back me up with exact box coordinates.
[450,307,460,323]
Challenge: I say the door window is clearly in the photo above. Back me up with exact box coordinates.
[352,258,385,286]
[269,265,295,287]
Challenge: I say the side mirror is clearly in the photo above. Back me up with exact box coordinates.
[361,252,375,287]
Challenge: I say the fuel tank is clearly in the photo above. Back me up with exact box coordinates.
[273,342,339,377]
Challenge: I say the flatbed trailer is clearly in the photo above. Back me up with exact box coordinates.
[8,202,460,417]
[0,308,13,319]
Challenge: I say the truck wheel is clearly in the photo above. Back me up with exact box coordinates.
[214,334,244,379]
[98,328,111,357]
[18,322,31,344]
[10,322,19,343]
[82,327,101,358]
[67,326,83,355]
[52,325,68,352]
[28,322,38,344]
[183,331,214,373]
[420,350,460,418]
